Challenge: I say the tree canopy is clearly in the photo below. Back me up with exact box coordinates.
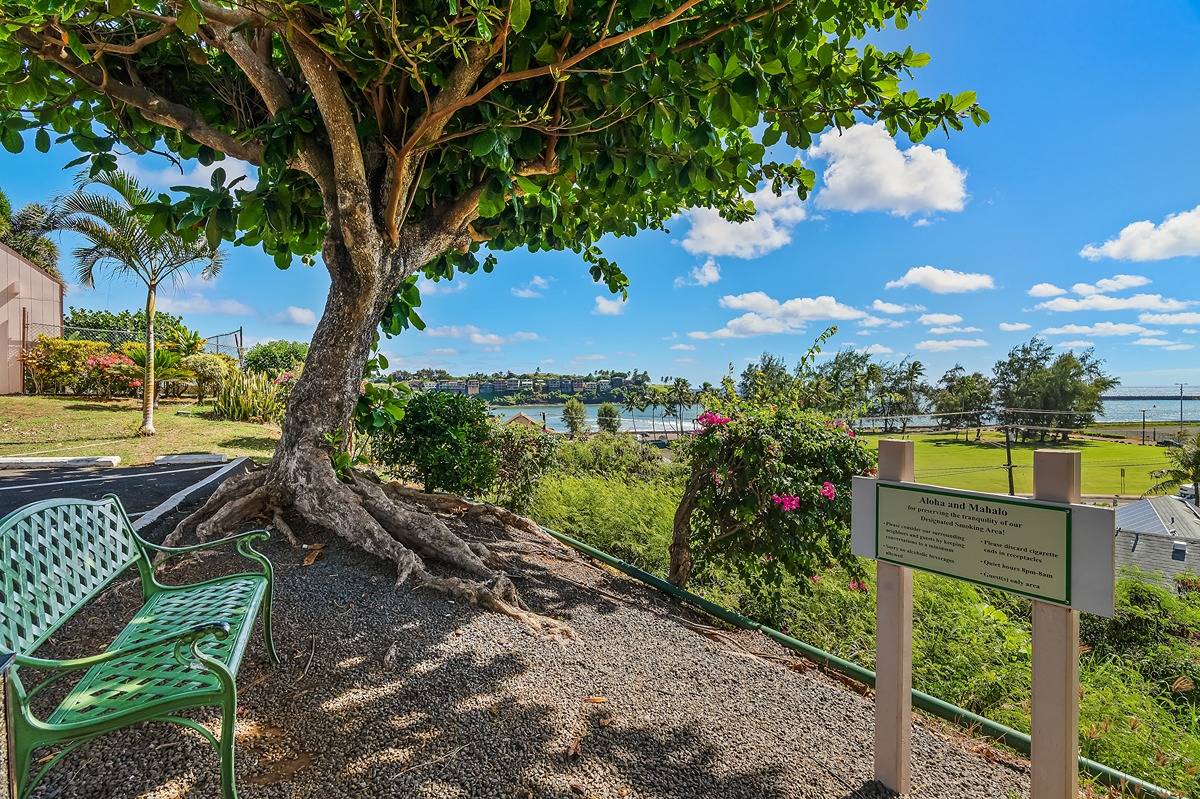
[0,0,986,297]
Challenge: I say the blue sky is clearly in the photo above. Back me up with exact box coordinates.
[4,1,1200,385]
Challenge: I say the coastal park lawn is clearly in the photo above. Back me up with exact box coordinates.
[860,430,1172,497]
[0,395,279,466]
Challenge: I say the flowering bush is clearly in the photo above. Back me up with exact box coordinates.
[83,351,138,398]
[489,424,560,513]
[22,336,111,394]
[181,353,237,403]
[670,390,876,611]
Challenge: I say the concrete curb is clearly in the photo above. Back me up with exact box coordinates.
[0,456,120,469]
[133,456,248,531]
[154,454,229,465]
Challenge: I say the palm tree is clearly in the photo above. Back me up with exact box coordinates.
[669,377,694,433]
[1146,432,1200,505]
[646,388,660,434]
[0,189,61,280]
[622,384,646,433]
[56,172,222,435]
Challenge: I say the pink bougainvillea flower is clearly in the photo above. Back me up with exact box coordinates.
[820,482,836,500]
[864,467,878,477]
[771,494,801,511]
[846,428,856,438]
[849,580,867,593]
[809,574,821,584]
[696,410,731,427]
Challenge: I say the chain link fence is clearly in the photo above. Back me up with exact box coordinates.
[25,321,143,350]
[204,328,245,362]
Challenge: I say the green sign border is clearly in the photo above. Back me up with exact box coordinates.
[874,482,1072,606]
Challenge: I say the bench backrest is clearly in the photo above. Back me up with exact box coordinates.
[0,496,144,656]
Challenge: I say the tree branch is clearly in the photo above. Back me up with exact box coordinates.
[671,0,796,52]
[14,28,264,165]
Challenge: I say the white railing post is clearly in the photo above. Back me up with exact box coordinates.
[874,439,914,794]
[1031,449,1081,799]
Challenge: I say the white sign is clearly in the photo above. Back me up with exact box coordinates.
[852,477,1115,616]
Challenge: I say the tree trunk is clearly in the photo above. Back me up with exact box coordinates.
[138,284,156,436]
[163,234,571,637]
[669,471,703,587]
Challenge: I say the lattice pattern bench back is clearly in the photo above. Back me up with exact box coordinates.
[0,497,143,656]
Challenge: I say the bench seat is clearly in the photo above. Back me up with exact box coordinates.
[48,574,268,727]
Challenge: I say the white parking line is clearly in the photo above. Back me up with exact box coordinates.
[0,464,224,492]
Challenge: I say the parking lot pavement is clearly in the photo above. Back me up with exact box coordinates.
[0,462,232,520]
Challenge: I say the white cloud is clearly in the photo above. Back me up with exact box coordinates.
[272,306,316,326]
[117,152,257,191]
[1055,340,1094,349]
[1070,274,1150,296]
[690,292,864,339]
[999,322,1032,332]
[1036,294,1192,312]
[574,354,608,362]
[915,338,989,352]
[929,325,982,334]
[809,122,967,217]
[670,343,696,351]
[1139,312,1200,325]
[158,295,252,316]
[674,258,721,288]
[860,344,894,355]
[511,275,549,298]
[1080,204,1200,261]
[593,296,626,316]
[428,347,459,356]
[418,277,469,296]
[1028,283,1067,298]
[1132,337,1195,350]
[425,325,538,350]
[918,313,963,326]
[858,315,906,329]
[680,187,807,259]
[886,266,995,294]
[872,299,925,314]
[1041,322,1164,337]
[1185,329,1200,335]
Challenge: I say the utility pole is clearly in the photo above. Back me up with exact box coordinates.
[1004,426,1015,496]
[1177,383,1188,436]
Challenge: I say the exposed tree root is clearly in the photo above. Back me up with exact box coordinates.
[162,455,574,639]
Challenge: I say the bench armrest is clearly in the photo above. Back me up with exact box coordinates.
[138,529,270,558]
[12,622,231,672]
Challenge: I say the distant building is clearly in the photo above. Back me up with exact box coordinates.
[1115,494,1200,588]
[506,411,542,429]
[518,379,534,390]
[466,380,480,395]
[546,378,561,391]
[583,381,597,391]
[597,379,611,391]
[610,376,624,387]
[479,382,494,395]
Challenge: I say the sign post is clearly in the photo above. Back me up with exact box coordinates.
[852,442,1113,799]
[874,440,912,794]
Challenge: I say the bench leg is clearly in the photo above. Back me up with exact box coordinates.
[262,592,280,667]
[219,691,238,799]
[9,736,32,799]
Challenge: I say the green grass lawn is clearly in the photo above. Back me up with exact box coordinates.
[0,395,279,466]
[861,430,1172,496]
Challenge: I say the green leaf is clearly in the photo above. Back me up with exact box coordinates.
[513,175,540,196]
[66,32,91,64]
[510,0,531,33]
[903,51,931,69]
[108,0,133,14]
[761,59,784,75]
[951,90,977,113]
[176,4,201,35]
[34,128,50,153]
[470,129,499,156]
[554,0,568,15]
[1,127,23,154]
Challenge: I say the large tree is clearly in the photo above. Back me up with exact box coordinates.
[0,0,984,628]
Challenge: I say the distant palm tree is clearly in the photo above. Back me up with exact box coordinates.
[1145,433,1200,505]
[56,171,222,435]
[669,376,694,433]
[0,188,61,280]
[622,384,646,433]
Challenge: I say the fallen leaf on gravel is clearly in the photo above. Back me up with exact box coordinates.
[569,783,587,795]
[582,696,607,704]
[382,642,400,668]
[302,545,325,566]
[566,736,583,757]
[247,752,315,785]
[598,716,615,727]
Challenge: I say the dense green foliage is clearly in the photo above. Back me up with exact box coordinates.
[1146,432,1200,503]
[372,391,497,495]
[992,338,1119,441]
[595,402,621,434]
[561,397,587,437]
[64,307,184,336]
[242,340,309,379]
[181,353,236,404]
[489,425,560,513]
[22,336,110,394]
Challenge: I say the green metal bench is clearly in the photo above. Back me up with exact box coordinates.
[1,494,278,799]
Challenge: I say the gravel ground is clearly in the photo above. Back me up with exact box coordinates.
[4,492,1032,799]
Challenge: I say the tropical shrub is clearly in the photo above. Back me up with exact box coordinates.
[182,353,236,403]
[371,391,496,495]
[490,425,560,513]
[670,388,876,605]
[22,336,110,394]
[64,307,185,340]
[82,351,138,398]
[116,345,194,398]
[554,433,684,482]
[243,340,309,378]
[213,370,286,424]
[596,401,621,434]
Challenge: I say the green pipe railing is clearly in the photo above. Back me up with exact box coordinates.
[542,527,1180,799]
